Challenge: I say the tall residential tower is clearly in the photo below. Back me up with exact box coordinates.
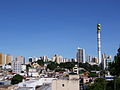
[97,24,102,64]
[76,47,85,63]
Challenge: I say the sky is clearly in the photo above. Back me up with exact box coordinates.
[0,0,120,60]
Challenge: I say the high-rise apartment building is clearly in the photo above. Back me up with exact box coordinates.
[57,55,63,64]
[91,56,98,64]
[14,56,25,64]
[102,53,112,69]
[39,56,48,62]
[76,47,85,63]
[86,55,92,63]
[52,54,63,64]
[0,53,13,66]
[12,58,22,74]
[52,54,57,62]
[0,53,6,66]
[29,57,38,63]
[6,54,13,64]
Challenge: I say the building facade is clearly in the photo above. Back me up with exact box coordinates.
[102,53,112,69]
[0,53,13,66]
[52,79,79,90]
[52,54,64,64]
[12,58,22,74]
[6,54,13,64]
[0,53,6,66]
[14,56,25,64]
[76,47,85,63]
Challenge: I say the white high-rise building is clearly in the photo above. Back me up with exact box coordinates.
[52,54,63,64]
[86,55,92,63]
[102,53,112,69]
[76,47,85,63]
[12,58,22,74]
[14,56,25,64]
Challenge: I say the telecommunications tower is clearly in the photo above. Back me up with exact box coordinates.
[97,24,102,64]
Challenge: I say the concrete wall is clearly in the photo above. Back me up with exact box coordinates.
[69,75,79,79]
[52,80,79,90]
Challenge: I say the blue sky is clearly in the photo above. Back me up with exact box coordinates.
[0,0,120,60]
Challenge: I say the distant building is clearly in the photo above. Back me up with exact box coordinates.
[14,56,25,64]
[86,55,92,63]
[57,55,63,64]
[52,54,63,64]
[0,53,6,66]
[102,53,112,69]
[76,47,85,63]
[91,56,98,64]
[40,56,48,62]
[63,58,69,62]
[0,53,13,66]
[12,58,22,74]
[6,54,13,64]
[71,58,75,62]
[29,57,38,63]
[52,54,57,62]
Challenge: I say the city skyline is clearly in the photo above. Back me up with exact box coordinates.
[0,0,120,59]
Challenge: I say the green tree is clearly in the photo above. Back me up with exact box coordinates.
[37,59,44,66]
[55,68,65,72]
[59,62,76,70]
[79,69,86,74]
[26,64,31,76]
[100,70,107,76]
[11,74,23,85]
[89,72,98,77]
[108,48,120,76]
[106,77,120,90]
[86,78,106,90]
[47,62,58,70]
[78,62,101,72]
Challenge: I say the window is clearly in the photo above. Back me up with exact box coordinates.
[62,84,64,87]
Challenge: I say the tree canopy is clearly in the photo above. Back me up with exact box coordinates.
[79,62,101,72]
[59,62,76,70]
[11,74,23,85]
[108,48,120,76]
[86,78,105,90]
[47,62,58,70]
[37,59,44,66]
[86,77,120,90]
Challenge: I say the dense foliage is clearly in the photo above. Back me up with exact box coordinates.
[55,68,65,72]
[59,62,76,70]
[86,77,120,90]
[37,59,44,66]
[47,62,58,70]
[108,48,120,76]
[86,78,105,90]
[87,48,120,90]
[11,74,23,85]
[79,62,101,72]
[46,61,101,74]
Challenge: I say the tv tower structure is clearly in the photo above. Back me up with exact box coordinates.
[97,24,102,64]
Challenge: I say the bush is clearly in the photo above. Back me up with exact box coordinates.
[11,74,23,85]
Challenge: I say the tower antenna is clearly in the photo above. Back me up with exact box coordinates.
[97,23,102,64]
